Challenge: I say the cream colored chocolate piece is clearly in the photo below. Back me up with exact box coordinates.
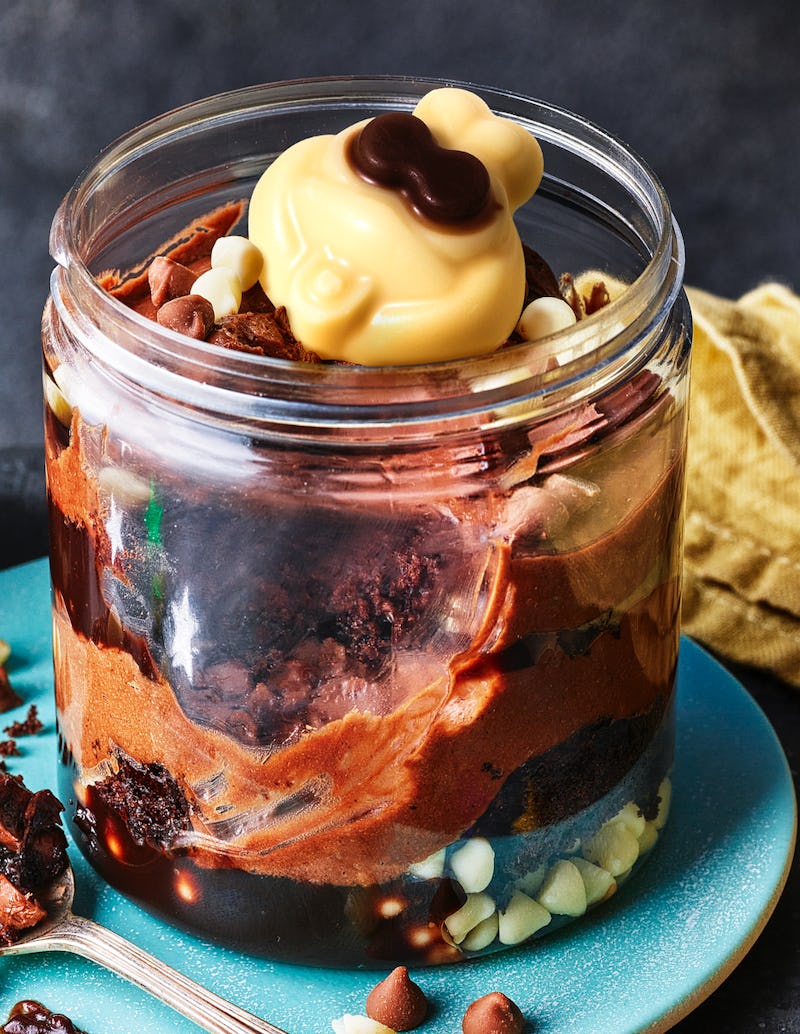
[211,235,264,291]
[497,890,551,944]
[654,776,672,829]
[461,910,499,952]
[517,295,577,340]
[582,819,641,877]
[331,1015,397,1034]
[536,858,587,916]
[638,819,659,854]
[571,856,616,907]
[513,865,546,898]
[407,846,446,880]
[248,87,543,365]
[443,891,496,944]
[449,836,495,893]
[43,371,72,428]
[191,266,243,320]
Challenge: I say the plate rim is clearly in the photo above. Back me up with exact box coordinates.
[0,558,796,1033]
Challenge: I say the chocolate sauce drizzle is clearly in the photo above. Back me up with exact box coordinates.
[348,113,493,226]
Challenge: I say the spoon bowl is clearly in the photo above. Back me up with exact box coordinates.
[0,862,288,1034]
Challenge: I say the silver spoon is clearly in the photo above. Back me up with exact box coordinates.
[0,864,289,1034]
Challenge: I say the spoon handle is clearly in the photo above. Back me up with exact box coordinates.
[36,913,290,1034]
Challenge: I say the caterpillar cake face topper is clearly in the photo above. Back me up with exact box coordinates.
[248,88,544,365]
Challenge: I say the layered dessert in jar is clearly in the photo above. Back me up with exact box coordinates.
[42,82,689,965]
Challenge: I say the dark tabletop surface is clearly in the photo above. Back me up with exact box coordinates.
[1,1,798,1029]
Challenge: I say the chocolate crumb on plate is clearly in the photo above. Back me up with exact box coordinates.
[1,1000,86,1034]
[4,705,43,738]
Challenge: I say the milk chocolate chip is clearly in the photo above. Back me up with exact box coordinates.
[366,966,428,1031]
[462,992,525,1034]
[156,295,215,340]
[148,256,198,307]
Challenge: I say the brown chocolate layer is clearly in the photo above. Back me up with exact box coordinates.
[48,398,680,886]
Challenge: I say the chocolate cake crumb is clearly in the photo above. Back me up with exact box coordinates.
[0,739,20,758]
[4,705,43,738]
[1,1000,86,1034]
[208,308,320,362]
[0,666,22,714]
[89,749,192,852]
[558,272,612,322]
[583,280,611,314]
[559,272,584,319]
[328,543,441,671]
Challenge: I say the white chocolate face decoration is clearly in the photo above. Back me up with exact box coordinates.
[248,88,544,366]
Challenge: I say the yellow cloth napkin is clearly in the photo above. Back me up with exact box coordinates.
[683,282,800,687]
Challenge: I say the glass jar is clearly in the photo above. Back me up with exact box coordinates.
[43,77,690,967]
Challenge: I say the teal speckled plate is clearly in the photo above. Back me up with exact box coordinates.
[0,558,796,1033]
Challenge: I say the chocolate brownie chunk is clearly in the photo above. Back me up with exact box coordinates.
[87,749,192,853]
[0,773,68,944]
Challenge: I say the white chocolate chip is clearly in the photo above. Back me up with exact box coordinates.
[654,777,672,830]
[43,372,72,427]
[638,820,659,854]
[331,1016,396,1034]
[49,362,110,428]
[536,859,587,917]
[450,837,495,893]
[461,910,499,951]
[582,821,640,877]
[98,465,152,506]
[514,865,546,898]
[191,267,243,320]
[497,891,551,945]
[443,891,496,944]
[612,801,646,838]
[407,847,446,880]
[516,295,577,341]
[0,638,10,666]
[211,235,264,291]
[571,856,616,907]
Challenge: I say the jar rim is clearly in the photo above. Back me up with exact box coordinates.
[47,75,685,434]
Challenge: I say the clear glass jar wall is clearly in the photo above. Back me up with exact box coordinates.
[43,78,690,966]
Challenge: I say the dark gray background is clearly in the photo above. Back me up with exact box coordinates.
[2,0,799,453]
[1,3,799,1031]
